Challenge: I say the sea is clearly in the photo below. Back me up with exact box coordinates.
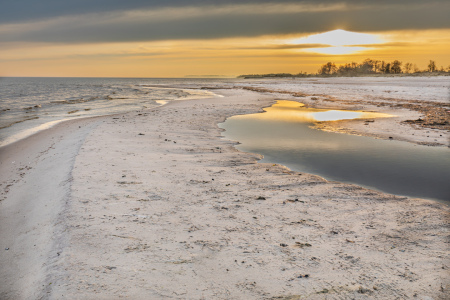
[0,77,222,147]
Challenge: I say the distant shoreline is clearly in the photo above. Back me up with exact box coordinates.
[238,72,450,79]
[239,58,450,79]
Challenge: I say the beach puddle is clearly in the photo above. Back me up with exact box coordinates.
[236,100,392,123]
[219,100,450,203]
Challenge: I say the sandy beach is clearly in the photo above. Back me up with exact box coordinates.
[1,78,449,299]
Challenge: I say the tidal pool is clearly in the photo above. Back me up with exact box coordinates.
[219,101,450,204]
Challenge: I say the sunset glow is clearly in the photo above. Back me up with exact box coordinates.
[0,1,449,77]
[303,45,372,55]
[288,29,384,55]
[297,29,384,47]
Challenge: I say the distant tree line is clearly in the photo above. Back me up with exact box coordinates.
[238,59,450,78]
[318,59,449,75]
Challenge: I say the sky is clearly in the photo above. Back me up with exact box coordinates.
[1,0,449,77]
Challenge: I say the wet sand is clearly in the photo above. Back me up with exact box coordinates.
[0,78,449,299]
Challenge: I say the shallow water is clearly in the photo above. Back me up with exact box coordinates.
[0,77,217,147]
[220,101,450,204]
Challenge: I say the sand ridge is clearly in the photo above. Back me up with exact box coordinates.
[0,117,106,299]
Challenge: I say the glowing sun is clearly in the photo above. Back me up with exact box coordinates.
[289,29,385,55]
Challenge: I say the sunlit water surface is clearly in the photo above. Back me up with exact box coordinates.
[220,101,450,204]
[0,77,217,147]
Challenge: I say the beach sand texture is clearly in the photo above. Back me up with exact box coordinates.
[1,80,449,299]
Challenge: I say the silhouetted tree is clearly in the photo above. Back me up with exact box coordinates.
[380,61,386,73]
[373,60,382,73]
[428,60,436,72]
[337,63,354,75]
[360,59,375,73]
[403,62,413,74]
[391,60,402,74]
[318,62,337,75]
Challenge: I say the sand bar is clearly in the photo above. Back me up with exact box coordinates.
[0,80,449,299]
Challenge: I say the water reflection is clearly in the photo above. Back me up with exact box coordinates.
[238,100,393,123]
[220,101,450,203]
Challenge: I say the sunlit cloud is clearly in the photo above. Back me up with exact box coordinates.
[290,29,384,46]
[235,43,332,50]
[0,0,449,77]
[287,29,384,55]
[303,46,373,55]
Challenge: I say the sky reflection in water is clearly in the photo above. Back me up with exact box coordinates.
[220,101,450,203]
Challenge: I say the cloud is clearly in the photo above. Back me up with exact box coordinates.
[351,42,412,48]
[0,1,449,44]
[236,44,332,50]
[2,1,447,24]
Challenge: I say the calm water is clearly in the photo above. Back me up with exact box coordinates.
[220,101,450,204]
[0,77,218,147]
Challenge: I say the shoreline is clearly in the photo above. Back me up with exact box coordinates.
[0,115,109,150]
[1,82,449,299]
[0,77,220,150]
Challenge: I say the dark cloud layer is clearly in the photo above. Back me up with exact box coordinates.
[2,0,444,24]
[1,1,449,44]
